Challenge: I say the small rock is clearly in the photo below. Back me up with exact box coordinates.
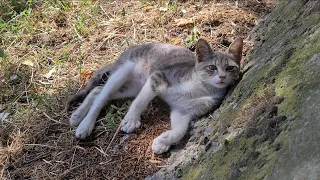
[9,74,18,81]
[112,145,122,151]
[159,7,168,12]
[120,134,133,144]
[0,112,10,121]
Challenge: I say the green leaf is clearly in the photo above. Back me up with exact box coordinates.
[0,50,6,59]
[27,7,32,14]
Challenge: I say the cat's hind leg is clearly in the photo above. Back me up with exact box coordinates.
[67,65,112,108]
[70,86,103,126]
[75,62,135,139]
[152,110,191,154]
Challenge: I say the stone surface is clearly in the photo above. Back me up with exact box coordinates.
[149,0,320,179]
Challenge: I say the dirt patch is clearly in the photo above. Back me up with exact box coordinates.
[54,12,68,28]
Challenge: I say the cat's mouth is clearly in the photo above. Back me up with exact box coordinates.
[214,81,228,88]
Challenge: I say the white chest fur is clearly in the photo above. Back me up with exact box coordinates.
[161,80,204,107]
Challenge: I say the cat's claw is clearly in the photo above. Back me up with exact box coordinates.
[152,136,170,154]
[121,115,141,133]
[75,118,95,139]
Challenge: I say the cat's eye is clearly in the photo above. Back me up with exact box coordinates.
[207,65,217,71]
[226,66,235,71]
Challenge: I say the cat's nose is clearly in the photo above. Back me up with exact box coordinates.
[219,76,226,82]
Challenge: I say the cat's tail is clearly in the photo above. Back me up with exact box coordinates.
[67,64,113,109]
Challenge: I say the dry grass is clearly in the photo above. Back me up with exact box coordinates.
[0,0,276,179]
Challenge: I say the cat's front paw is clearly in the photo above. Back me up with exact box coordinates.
[70,109,87,126]
[121,114,141,133]
[75,117,95,139]
[152,134,171,154]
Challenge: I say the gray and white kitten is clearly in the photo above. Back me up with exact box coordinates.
[69,38,243,154]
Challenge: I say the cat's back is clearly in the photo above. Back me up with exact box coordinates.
[116,43,196,71]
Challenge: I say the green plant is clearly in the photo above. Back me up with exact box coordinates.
[0,50,9,76]
[103,101,132,129]
[167,0,178,12]
[184,26,201,50]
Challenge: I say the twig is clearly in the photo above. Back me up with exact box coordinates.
[42,159,53,165]
[22,153,50,165]
[70,148,76,168]
[98,159,113,165]
[91,32,124,54]
[95,146,108,157]
[132,19,136,39]
[73,24,82,40]
[5,37,17,51]
[59,163,84,177]
[157,165,169,168]
[43,112,68,125]
[99,5,106,15]
[25,144,55,148]
[106,123,122,151]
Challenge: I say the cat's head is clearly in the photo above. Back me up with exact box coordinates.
[195,38,243,88]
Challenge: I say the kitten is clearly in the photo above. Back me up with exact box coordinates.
[69,38,243,154]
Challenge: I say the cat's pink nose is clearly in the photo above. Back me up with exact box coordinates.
[219,76,226,82]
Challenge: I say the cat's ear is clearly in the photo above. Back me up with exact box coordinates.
[196,39,212,63]
[228,37,243,64]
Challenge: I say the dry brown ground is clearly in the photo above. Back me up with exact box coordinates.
[0,0,276,179]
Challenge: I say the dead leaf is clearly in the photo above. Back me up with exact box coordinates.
[44,68,56,78]
[159,7,168,12]
[80,69,92,80]
[63,45,74,53]
[80,70,93,88]
[174,18,194,27]
[173,38,182,45]
[149,159,162,164]
[142,6,153,12]
[22,59,34,67]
